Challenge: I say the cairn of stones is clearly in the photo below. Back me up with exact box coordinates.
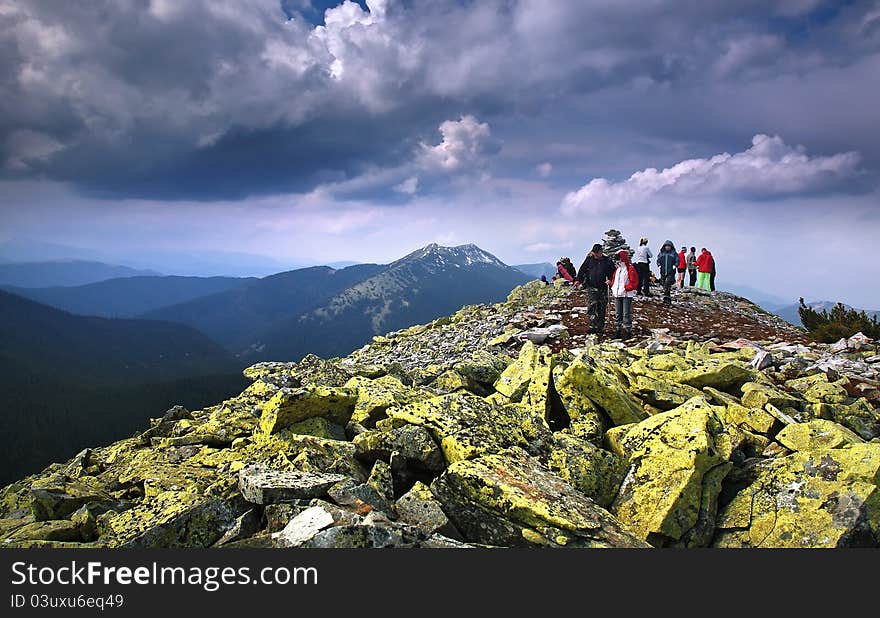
[603,229,633,259]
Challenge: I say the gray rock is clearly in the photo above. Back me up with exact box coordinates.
[214,508,261,546]
[272,506,336,547]
[751,350,774,370]
[238,467,348,504]
[327,478,394,516]
[353,424,446,473]
[395,482,457,536]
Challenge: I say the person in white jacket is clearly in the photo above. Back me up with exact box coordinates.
[632,237,653,297]
[610,250,639,338]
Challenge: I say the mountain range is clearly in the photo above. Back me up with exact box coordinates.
[0,260,159,288]
[514,262,557,280]
[771,300,880,328]
[145,243,530,361]
[3,275,254,318]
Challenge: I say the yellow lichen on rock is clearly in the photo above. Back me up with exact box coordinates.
[714,444,880,547]
[608,397,733,545]
[775,419,864,451]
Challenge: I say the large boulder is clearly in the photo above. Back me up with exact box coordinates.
[552,365,609,443]
[431,448,648,548]
[29,475,114,521]
[494,341,540,401]
[344,375,425,426]
[387,393,532,464]
[775,419,864,451]
[606,397,733,547]
[259,386,356,434]
[98,489,248,548]
[394,481,457,536]
[714,444,880,547]
[543,433,627,508]
[352,425,446,473]
[238,467,348,504]
[554,356,646,426]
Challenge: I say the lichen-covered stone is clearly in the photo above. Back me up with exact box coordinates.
[430,369,484,395]
[387,393,531,464]
[395,481,455,535]
[238,467,348,504]
[544,433,627,508]
[608,397,733,546]
[803,380,850,404]
[630,375,704,411]
[454,350,510,385]
[344,375,424,426]
[352,424,445,473]
[552,365,608,443]
[431,447,649,548]
[259,386,356,434]
[30,475,114,521]
[741,382,802,411]
[5,519,83,543]
[494,341,539,401]
[703,387,779,435]
[98,490,247,548]
[821,398,879,441]
[554,357,646,427]
[367,460,394,503]
[776,419,864,451]
[286,417,347,440]
[714,444,880,547]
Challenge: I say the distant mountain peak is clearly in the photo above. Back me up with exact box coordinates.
[395,243,508,269]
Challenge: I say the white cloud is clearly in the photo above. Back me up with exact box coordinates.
[393,176,419,195]
[419,115,499,171]
[524,242,555,253]
[536,162,553,178]
[561,134,862,214]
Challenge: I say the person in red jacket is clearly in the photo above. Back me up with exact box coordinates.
[696,248,714,291]
[676,245,687,288]
[556,258,575,284]
[610,250,639,338]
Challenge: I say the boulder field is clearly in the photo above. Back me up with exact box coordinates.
[2,281,879,548]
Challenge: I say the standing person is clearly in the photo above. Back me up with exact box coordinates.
[577,243,614,335]
[610,250,639,338]
[657,240,678,306]
[686,247,698,287]
[633,238,653,297]
[556,258,575,284]
[677,246,687,288]
[696,248,714,291]
[709,253,717,292]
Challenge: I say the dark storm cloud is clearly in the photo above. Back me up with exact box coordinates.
[1,0,879,200]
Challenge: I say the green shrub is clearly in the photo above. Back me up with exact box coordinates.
[798,298,880,343]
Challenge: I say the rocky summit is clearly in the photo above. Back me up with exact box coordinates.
[2,281,879,549]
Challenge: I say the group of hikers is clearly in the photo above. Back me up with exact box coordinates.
[544,239,717,339]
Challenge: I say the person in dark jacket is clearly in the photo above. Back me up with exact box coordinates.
[656,240,678,306]
[710,254,717,292]
[577,243,614,334]
[686,247,697,286]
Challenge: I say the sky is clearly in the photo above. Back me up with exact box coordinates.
[1,0,879,306]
